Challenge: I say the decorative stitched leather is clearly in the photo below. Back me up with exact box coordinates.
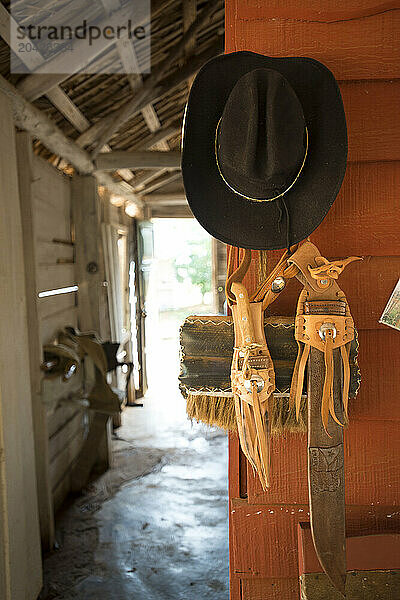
[288,242,360,434]
[230,282,275,490]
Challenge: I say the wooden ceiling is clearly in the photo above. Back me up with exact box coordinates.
[0,0,224,215]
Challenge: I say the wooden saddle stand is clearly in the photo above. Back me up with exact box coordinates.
[181,240,362,596]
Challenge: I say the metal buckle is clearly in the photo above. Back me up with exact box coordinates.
[318,322,337,340]
[243,374,265,393]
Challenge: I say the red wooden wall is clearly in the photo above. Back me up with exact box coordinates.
[225,2,400,599]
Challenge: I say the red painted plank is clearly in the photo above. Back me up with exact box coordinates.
[235,1,400,21]
[311,161,400,257]
[246,420,400,506]
[298,523,400,574]
[351,329,400,420]
[229,433,242,499]
[230,502,400,578]
[226,4,400,80]
[229,575,242,600]
[342,81,400,163]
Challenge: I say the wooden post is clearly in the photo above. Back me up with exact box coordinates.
[72,175,111,339]
[211,238,227,314]
[0,91,42,599]
[71,175,112,481]
[15,131,55,550]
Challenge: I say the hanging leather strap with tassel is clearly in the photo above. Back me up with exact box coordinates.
[288,242,361,433]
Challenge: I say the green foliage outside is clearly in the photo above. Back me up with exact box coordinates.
[174,237,211,300]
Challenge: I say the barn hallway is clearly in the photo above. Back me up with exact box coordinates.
[39,221,229,600]
[40,352,229,600]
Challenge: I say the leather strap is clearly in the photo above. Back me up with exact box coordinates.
[288,241,360,434]
[227,247,293,490]
[231,287,274,490]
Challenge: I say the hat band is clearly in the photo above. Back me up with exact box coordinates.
[215,120,309,203]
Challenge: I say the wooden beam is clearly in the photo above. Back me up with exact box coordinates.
[76,38,223,149]
[46,86,90,132]
[144,193,187,206]
[131,168,168,191]
[72,175,111,337]
[0,74,94,173]
[138,121,181,150]
[91,1,220,157]
[184,0,197,55]
[138,171,182,195]
[15,132,55,551]
[16,2,152,101]
[71,175,113,486]
[183,0,197,90]
[95,150,181,170]
[150,204,193,218]
[100,0,170,150]
[0,74,143,208]
[45,88,135,183]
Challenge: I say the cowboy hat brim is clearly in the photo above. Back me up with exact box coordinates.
[181,51,347,250]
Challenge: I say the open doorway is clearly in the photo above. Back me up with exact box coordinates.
[127,216,223,442]
[146,218,215,387]
[107,217,229,598]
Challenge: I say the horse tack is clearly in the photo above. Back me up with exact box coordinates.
[230,285,275,490]
[226,240,361,596]
[226,246,295,490]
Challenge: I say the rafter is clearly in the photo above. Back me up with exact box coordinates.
[75,38,223,149]
[99,0,169,150]
[95,150,181,170]
[135,121,181,150]
[144,193,187,206]
[91,1,219,157]
[137,171,182,196]
[15,1,162,101]
[0,3,135,184]
[131,168,169,191]
[0,74,143,208]
[183,0,197,91]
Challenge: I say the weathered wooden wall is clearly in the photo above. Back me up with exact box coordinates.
[225,2,400,598]
[30,156,87,515]
[16,155,132,542]
[0,92,42,600]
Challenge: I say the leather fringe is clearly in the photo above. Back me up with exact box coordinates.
[290,338,351,434]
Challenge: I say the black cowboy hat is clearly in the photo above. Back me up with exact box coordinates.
[181,51,347,250]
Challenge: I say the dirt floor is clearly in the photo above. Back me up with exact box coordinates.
[40,309,229,600]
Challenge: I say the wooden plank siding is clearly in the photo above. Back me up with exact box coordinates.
[16,132,55,549]
[225,2,400,598]
[0,91,42,600]
[30,155,87,513]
